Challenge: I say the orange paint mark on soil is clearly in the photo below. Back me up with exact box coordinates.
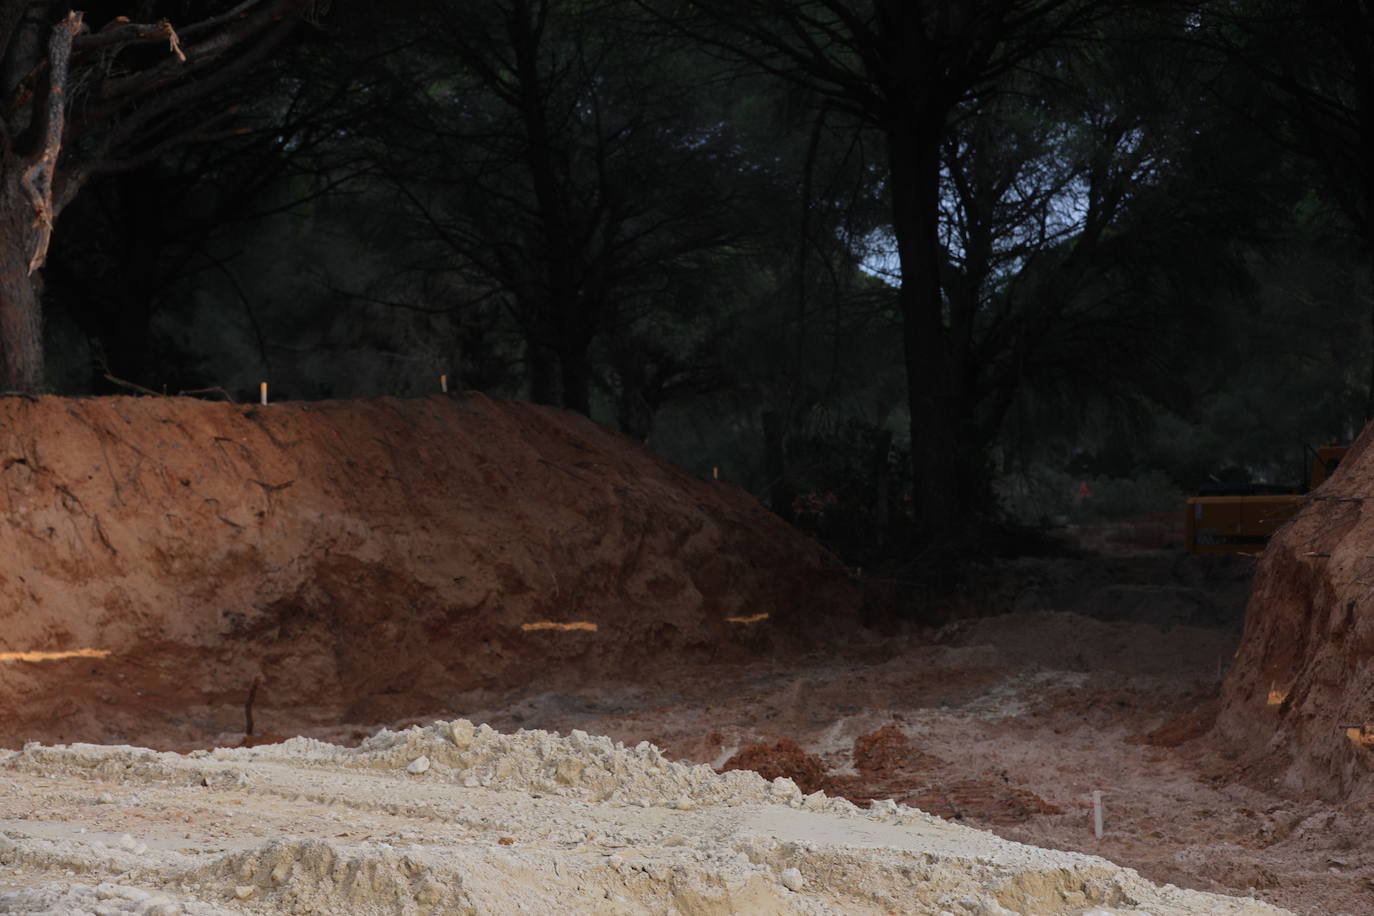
[520,621,598,632]
[1345,726,1374,747]
[0,648,111,663]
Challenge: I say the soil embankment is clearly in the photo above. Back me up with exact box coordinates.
[1216,423,1374,800]
[0,393,859,748]
[0,393,1344,913]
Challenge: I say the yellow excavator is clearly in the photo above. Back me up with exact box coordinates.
[1184,444,1348,554]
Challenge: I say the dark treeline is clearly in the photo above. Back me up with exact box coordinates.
[1,0,1371,564]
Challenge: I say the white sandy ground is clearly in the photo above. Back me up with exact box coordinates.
[0,721,1288,916]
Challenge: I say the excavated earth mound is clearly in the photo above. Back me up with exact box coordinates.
[1216,423,1374,799]
[0,721,1289,915]
[0,394,859,748]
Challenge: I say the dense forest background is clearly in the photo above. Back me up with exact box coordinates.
[2,0,1372,566]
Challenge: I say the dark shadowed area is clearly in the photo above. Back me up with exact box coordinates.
[5,2,1374,914]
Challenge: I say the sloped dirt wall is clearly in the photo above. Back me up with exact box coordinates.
[0,394,860,744]
[1216,424,1374,799]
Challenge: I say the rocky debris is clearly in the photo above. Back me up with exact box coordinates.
[0,723,1289,915]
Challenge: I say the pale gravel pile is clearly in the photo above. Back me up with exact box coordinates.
[0,721,1292,915]
[224,720,807,809]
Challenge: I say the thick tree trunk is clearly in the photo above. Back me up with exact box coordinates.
[0,177,45,392]
[0,11,84,394]
[886,115,964,539]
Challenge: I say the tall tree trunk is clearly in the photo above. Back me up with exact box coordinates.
[0,11,84,394]
[0,176,45,392]
[886,114,963,539]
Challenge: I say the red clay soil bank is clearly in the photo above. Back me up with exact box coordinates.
[1216,422,1374,799]
[0,394,860,746]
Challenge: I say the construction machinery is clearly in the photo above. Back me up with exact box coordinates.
[1184,444,1349,554]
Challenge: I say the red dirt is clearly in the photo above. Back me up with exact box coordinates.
[718,739,829,795]
[1215,422,1374,801]
[899,779,1064,825]
[852,723,933,777]
[0,393,860,749]
[724,723,1059,825]
[431,608,1374,915]
[6,392,1372,914]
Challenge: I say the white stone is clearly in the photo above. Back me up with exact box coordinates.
[780,867,805,892]
[406,755,431,774]
[450,720,475,749]
[871,798,899,815]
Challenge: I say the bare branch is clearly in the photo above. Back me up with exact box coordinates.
[94,123,248,175]
[74,19,186,62]
[93,0,307,106]
[99,9,305,160]
[22,10,83,275]
[180,0,278,42]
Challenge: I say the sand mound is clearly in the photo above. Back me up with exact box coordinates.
[0,393,859,747]
[1215,424,1374,800]
[0,723,1289,915]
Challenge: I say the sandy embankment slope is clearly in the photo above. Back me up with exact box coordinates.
[1,721,1288,915]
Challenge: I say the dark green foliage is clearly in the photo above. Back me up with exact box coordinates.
[18,0,1374,565]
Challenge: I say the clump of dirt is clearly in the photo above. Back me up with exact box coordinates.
[852,722,940,777]
[821,722,945,803]
[789,722,1059,824]
[718,739,828,794]
[1133,697,1221,748]
[902,778,1064,825]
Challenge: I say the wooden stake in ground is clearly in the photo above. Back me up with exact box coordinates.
[244,675,262,737]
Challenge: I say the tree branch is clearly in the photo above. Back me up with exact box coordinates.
[73,19,186,62]
[92,0,306,108]
[99,11,304,161]
[21,10,83,276]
